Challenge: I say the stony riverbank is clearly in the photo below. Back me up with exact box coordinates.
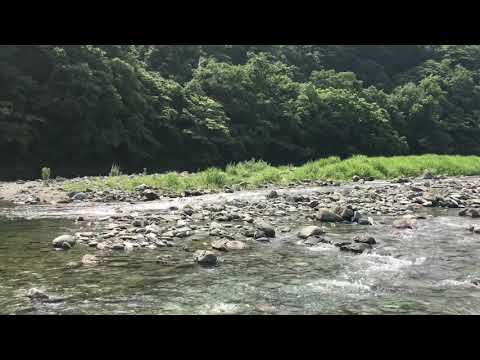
[40,172,480,268]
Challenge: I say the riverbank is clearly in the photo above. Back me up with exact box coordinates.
[2,154,480,206]
[2,166,480,313]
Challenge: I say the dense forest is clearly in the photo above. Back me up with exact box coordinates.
[2,45,480,180]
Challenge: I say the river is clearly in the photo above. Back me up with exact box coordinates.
[1,184,480,315]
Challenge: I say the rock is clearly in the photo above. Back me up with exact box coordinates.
[132,219,144,227]
[111,243,125,250]
[183,205,194,216]
[393,216,416,229]
[254,230,266,239]
[303,237,324,246]
[459,208,480,218]
[76,216,85,222]
[81,254,98,265]
[143,189,159,201]
[339,243,371,254]
[358,218,373,225]
[65,261,82,269]
[308,200,319,208]
[352,175,361,182]
[193,250,218,265]
[255,237,271,243]
[352,211,362,223]
[145,233,158,242]
[297,225,324,239]
[338,206,355,221]
[353,235,376,245]
[211,239,229,251]
[72,192,87,201]
[26,288,49,301]
[52,234,76,249]
[254,221,275,237]
[145,224,162,233]
[135,184,150,191]
[316,209,343,222]
[211,239,248,251]
[423,170,435,179]
[266,190,279,199]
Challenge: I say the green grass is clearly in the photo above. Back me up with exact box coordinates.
[63,154,480,193]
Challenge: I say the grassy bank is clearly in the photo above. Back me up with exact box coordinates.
[63,155,480,193]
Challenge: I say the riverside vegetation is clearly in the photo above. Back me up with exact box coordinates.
[3,45,480,180]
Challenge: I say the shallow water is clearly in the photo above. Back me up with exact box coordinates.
[1,188,480,314]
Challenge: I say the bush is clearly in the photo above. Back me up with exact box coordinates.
[41,167,51,181]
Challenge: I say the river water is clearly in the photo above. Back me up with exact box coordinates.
[1,186,480,315]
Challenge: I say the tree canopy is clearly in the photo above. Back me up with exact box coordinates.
[1,45,480,179]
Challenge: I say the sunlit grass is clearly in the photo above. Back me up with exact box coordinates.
[63,155,480,193]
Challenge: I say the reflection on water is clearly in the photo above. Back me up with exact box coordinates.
[1,203,480,314]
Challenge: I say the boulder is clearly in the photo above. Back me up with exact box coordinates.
[297,225,324,239]
[316,209,343,222]
[339,243,371,254]
[52,235,76,249]
[393,216,416,229]
[266,190,279,199]
[193,250,218,265]
[254,221,275,237]
[353,235,376,245]
[81,254,98,265]
[72,192,87,201]
[143,189,159,201]
[26,288,49,301]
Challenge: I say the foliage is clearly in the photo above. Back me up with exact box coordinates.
[64,155,480,193]
[41,167,51,181]
[2,45,480,180]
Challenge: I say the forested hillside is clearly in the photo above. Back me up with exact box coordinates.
[2,45,480,179]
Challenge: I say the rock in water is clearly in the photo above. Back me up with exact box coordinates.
[297,225,324,239]
[340,243,371,254]
[193,250,218,265]
[27,288,49,301]
[393,216,416,229]
[52,235,76,249]
[266,190,279,199]
[353,235,376,245]
[316,209,343,222]
[211,239,248,251]
[254,221,275,237]
[81,254,98,265]
[352,175,361,182]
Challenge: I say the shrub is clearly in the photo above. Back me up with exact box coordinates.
[41,167,51,181]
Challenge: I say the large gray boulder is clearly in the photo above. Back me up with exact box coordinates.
[52,235,76,249]
[193,250,218,265]
[254,220,275,237]
[297,225,324,239]
[316,209,343,222]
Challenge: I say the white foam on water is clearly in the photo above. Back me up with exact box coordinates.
[198,302,242,314]
[306,279,371,292]
[353,253,413,273]
[307,244,338,252]
[435,279,478,289]
[414,257,427,265]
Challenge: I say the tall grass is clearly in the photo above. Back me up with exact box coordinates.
[64,155,480,193]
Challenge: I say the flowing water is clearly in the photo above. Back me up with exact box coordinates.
[1,188,480,315]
